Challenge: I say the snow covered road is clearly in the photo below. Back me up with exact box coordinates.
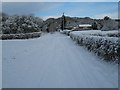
[2,32,118,88]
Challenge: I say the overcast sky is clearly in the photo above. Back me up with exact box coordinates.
[2,2,118,20]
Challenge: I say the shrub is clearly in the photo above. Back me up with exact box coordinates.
[2,14,43,34]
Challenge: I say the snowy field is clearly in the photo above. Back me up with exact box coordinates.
[2,32,118,88]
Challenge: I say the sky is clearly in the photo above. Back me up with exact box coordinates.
[1,0,120,2]
[1,2,118,20]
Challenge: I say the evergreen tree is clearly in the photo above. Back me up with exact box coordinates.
[104,16,110,20]
[92,21,98,30]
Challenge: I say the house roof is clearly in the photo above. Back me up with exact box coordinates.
[79,24,92,27]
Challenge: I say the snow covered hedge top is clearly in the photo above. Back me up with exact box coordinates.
[1,32,41,40]
[71,30,119,37]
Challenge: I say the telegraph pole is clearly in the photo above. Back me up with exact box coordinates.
[63,13,64,30]
[61,12,66,30]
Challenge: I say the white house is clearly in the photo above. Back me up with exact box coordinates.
[72,24,92,31]
[79,24,92,29]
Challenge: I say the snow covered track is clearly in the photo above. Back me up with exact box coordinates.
[2,32,118,88]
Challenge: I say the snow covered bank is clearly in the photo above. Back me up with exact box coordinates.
[60,30,72,36]
[1,32,41,40]
[69,30,119,62]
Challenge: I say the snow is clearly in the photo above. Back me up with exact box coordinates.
[2,15,43,34]
[70,30,118,42]
[28,25,32,28]
[60,30,72,36]
[69,30,119,62]
[2,32,118,88]
[79,24,92,27]
[71,30,118,36]
[1,32,41,40]
[0,40,2,90]
[62,30,119,37]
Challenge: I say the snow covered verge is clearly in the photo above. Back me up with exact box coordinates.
[0,32,41,40]
[60,30,72,36]
[63,30,119,62]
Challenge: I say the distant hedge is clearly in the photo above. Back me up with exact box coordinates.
[1,32,41,40]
